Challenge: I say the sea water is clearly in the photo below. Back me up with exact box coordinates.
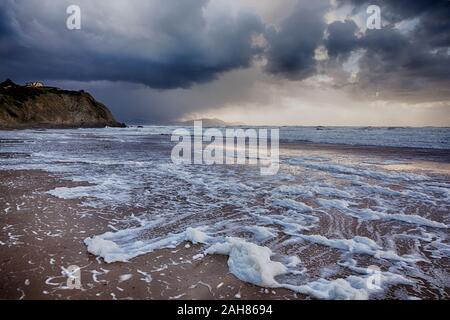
[0,126,449,299]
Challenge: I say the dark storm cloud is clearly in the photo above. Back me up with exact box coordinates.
[0,0,449,123]
[264,3,327,80]
[337,0,450,47]
[324,19,359,59]
[356,31,450,101]
[262,0,450,101]
[325,0,450,101]
[0,7,17,55]
[0,0,263,89]
[412,3,450,48]
[339,0,445,23]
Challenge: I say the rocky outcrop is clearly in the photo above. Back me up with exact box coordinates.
[0,79,126,129]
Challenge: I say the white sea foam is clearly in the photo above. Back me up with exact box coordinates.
[316,198,354,211]
[351,208,447,228]
[245,226,276,240]
[287,158,428,182]
[84,237,129,263]
[119,274,133,282]
[283,271,411,300]
[316,199,447,228]
[274,184,352,199]
[185,227,210,244]
[205,237,287,287]
[84,227,186,263]
[297,234,423,263]
[271,198,313,212]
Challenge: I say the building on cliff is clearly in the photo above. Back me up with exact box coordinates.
[25,81,44,88]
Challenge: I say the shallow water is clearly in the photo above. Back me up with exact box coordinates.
[0,126,449,299]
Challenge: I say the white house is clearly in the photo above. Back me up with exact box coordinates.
[26,81,44,88]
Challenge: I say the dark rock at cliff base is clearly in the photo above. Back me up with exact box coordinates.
[0,79,126,129]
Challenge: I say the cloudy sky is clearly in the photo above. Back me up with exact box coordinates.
[1,0,449,126]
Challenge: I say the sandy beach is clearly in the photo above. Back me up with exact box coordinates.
[1,128,449,300]
[0,169,299,300]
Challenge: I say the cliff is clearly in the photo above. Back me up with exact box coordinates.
[0,79,125,129]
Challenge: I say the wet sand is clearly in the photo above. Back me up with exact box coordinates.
[0,169,298,300]
[1,140,449,300]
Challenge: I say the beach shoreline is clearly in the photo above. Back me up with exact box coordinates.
[1,129,449,300]
[0,169,299,300]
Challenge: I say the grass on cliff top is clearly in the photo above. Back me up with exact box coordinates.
[0,82,85,108]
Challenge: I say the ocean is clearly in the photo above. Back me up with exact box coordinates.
[0,126,449,299]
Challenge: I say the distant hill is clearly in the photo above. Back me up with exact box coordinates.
[0,79,125,129]
[177,118,234,127]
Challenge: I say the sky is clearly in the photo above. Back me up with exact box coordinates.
[0,0,449,126]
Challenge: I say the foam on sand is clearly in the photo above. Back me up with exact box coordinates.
[272,198,312,212]
[84,236,130,263]
[185,227,210,244]
[84,229,186,263]
[283,271,411,300]
[245,226,276,240]
[200,234,411,300]
[297,234,423,263]
[85,226,209,263]
[316,199,448,229]
[205,237,287,287]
